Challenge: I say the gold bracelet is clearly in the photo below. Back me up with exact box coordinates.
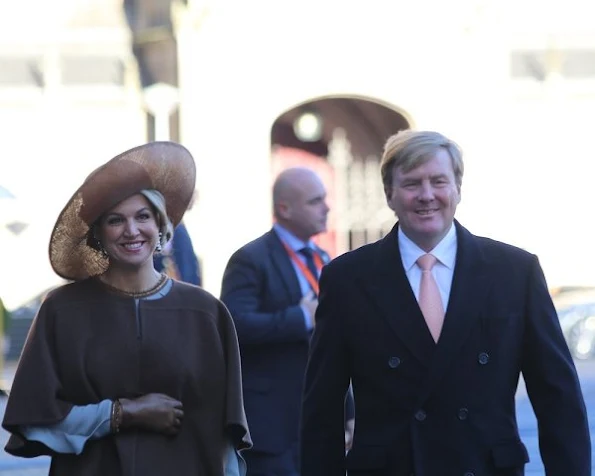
[111,399,122,434]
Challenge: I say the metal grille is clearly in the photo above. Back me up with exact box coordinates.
[328,128,395,254]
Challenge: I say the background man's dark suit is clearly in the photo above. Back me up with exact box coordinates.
[301,222,590,476]
[222,230,317,457]
[222,229,354,474]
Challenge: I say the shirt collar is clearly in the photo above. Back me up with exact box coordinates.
[273,223,314,252]
[398,223,457,271]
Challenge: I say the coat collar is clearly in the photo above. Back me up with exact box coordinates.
[361,223,435,365]
[360,220,492,370]
[272,224,330,264]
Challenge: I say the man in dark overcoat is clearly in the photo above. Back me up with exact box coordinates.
[300,130,590,476]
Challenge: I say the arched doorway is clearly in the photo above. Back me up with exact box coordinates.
[271,96,411,258]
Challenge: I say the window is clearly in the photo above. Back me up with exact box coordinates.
[60,56,125,85]
[511,49,595,80]
[0,57,43,86]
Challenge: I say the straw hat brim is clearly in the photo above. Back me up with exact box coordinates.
[49,141,196,281]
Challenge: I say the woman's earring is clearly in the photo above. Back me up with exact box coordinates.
[97,240,108,258]
[156,232,163,253]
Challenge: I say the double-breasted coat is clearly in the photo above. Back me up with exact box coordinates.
[301,221,590,476]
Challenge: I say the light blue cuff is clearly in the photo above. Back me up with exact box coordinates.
[21,399,112,455]
[300,305,314,331]
[225,441,246,476]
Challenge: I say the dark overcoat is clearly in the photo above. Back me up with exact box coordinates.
[301,221,590,476]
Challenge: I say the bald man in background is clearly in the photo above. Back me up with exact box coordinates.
[221,168,354,476]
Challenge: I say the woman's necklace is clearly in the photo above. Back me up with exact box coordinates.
[99,272,169,298]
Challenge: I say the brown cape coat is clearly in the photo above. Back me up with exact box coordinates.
[2,278,251,475]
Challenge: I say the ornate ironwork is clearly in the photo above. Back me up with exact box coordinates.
[328,128,395,254]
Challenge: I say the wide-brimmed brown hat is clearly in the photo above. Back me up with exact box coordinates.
[49,141,196,281]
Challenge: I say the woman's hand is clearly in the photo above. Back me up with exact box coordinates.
[119,393,184,436]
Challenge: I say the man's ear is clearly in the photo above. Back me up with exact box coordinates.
[277,201,291,220]
[384,186,392,202]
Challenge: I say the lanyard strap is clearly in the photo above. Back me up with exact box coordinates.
[281,241,323,295]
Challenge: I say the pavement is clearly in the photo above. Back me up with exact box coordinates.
[1,360,595,475]
[519,359,595,474]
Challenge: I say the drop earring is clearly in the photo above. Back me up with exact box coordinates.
[156,232,163,252]
[97,240,108,258]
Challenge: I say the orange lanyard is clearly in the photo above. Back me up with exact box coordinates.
[281,242,323,295]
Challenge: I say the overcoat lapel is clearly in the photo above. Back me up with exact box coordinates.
[266,230,303,303]
[416,221,492,403]
[360,224,436,366]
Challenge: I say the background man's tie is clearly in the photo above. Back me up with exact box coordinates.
[300,247,319,293]
[416,253,445,342]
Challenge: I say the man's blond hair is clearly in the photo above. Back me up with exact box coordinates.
[380,130,464,192]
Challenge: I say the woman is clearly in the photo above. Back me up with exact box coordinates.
[2,142,251,475]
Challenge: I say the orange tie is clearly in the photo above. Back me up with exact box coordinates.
[417,254,444,343]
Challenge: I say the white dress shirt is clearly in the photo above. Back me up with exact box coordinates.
[398,224,458,312]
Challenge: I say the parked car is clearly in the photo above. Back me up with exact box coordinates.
[553,289,595,360]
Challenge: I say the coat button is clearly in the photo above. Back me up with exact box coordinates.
[414,410,426,421]
[388,356,401,368]
[463,472,475,476]
[457,408,469,420]
[478,352,490,365]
